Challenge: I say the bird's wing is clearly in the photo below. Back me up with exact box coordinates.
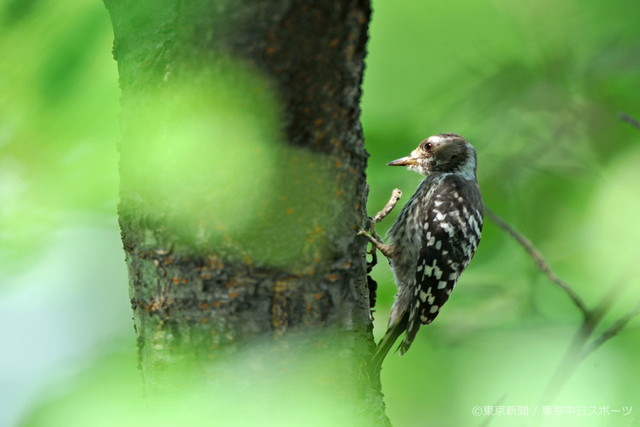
[400,176,483,354]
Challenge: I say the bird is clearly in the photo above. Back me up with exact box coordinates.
[364,133,483,370]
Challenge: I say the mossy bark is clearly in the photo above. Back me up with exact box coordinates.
[105,0,386,424]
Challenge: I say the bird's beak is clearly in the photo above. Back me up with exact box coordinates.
[387,156,417,166]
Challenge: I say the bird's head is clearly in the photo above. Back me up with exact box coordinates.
[387,133,477,179]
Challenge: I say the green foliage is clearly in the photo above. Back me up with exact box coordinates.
[363,0,640,424]
[0,0,119,273]
[22,335,372,427]
[2,0,640,424]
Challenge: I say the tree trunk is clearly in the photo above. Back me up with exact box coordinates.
[104,0,387,424]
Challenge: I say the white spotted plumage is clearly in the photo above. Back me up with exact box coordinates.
[371,133,484,368]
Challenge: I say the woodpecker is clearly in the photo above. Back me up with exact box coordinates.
[365,133,483,369]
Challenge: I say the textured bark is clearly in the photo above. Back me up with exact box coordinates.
[105,0,387,424]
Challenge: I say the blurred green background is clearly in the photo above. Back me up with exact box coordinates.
[2,0,640,426]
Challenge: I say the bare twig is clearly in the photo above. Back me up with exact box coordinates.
[539,321,592,406]
[485,207,589,315]
[589,275,630,324]
[487,206,640,409]
[539,298,640,408]
[620,112,640,129]
[359,188,402,256]
[360,188,403,308]
[583,300,640,357]
[373,188,402,224]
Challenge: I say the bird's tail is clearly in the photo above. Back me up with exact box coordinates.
[369,313,408,373]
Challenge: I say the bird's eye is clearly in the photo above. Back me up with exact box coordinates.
[421,142,434,151]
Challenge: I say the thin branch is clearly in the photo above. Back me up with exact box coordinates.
[373,188,402,224]
[539,298,640,406]
[485,207,589,315]
[360,188,402,252]
[538,320,592,406]
[360,188,403,305]
[488,207,640,409]
[620,112,640,130]
[583,300,640,357]
[589,274,630,324]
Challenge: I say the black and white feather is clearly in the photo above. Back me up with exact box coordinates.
[372,133,483,367]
